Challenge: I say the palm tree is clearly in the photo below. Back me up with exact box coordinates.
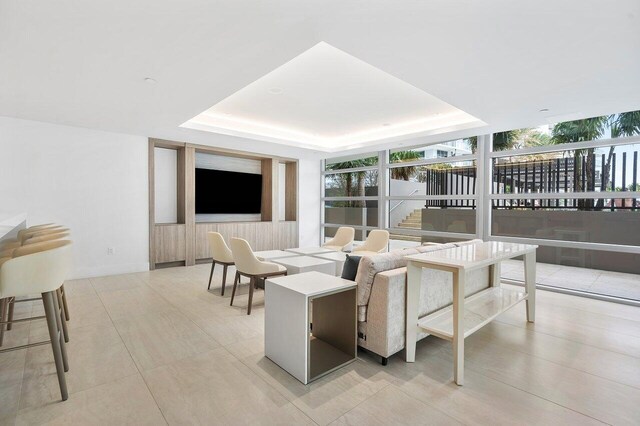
[467,129,552,153]
[551,110,640,209]
[389,150,423,180]
[325,156,377,206]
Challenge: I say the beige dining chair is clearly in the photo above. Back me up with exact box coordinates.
[229,238,287,315]
[322,226,355,252]
[352,229,390,256]
[206,232,235,296]
[0,240,72,401]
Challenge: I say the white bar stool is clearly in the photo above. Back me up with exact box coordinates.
[0,240,72,401]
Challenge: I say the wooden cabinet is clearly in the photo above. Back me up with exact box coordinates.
[149,138,299,269]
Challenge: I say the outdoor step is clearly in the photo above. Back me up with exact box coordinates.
[398,223,422,228]
[389,234,423,242]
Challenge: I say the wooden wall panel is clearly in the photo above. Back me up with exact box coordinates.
[185,147,196,265]
[285,162,297,221]
[261,159,273,221]
[195,221,298,260]
[148,140,156,269]
[154,224,186,263]
[176,148,186,224]
[150,138,299,267]
[195,223,218,259]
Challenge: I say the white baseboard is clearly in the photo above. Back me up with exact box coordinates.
[71,262,150,280]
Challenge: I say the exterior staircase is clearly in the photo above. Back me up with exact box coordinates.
[390,209,423,242]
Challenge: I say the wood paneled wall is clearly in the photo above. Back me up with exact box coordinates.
[149,138,299,268]
[261,158,273,222]
[154,224,186,263]
[195,221,298,260]
[285,162,297,221]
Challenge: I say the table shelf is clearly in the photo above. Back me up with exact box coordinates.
[417,287,527,341]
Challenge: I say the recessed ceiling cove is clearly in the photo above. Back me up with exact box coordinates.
[182,42,485,152]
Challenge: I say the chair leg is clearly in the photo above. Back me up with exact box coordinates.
[230,272,239,306]
[42,291,68,401]
[61,284,70,321]
[51,291,69,372]
[247,277,255,315]
[0,298,6,346]
[7,297,14,331]
[57,289,69,343]
[207,261,215,290]
[221,265,228,296]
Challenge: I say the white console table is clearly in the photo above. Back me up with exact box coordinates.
[405,241,537,385]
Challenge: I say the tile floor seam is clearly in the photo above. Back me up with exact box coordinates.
[91,276,171,426]
[224,345,321,426]
[502,285,640,334]
[492,316,640,360]
[443,351,615,425]
[472,325,640,391]
[324,383,393,426]
[139,281,228,350]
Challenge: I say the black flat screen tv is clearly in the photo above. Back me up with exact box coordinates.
[195,168,262,214]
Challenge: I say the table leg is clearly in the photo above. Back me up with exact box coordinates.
[453,269,465,386]
[490,262,502,287]
[405,262,421,363]
[524,250,536,323]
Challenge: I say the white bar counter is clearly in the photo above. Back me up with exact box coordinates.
[0,212,27,242]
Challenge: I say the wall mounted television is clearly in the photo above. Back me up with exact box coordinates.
[195,168,262,214]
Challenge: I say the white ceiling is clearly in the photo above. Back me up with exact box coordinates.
[182,42,484,152]
[1,0,639,159]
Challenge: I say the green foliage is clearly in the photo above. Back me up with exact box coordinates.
[389,150,423,180]
[466,129,551,152]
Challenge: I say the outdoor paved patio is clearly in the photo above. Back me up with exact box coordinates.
[501,259,640,301]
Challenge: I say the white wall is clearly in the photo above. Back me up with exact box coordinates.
[297,158,321,247]
[154,147,178,223]
[0,116,149,278]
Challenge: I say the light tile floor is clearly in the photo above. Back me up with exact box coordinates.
[1,263,639,425]
[501,259,640,301]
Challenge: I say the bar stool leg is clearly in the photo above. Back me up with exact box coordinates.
[0,298,6,346]
[230,272,240,306]
[7,297,14,331]
[51,292,69,372]
[42,291,68,401]
[57,289,69,343]
[221,265,228,296]
[61,284,70,321]
[247,277,255,316]
[207,262,215,290]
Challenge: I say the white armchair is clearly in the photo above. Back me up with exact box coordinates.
[322,227,355,252]
[352,230,389,257]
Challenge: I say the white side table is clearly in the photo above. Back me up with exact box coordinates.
[405,241,537,386]
[254,250,301,261]
[273,255,336,276]
[311,251,348,276]
[265,271,357,384]
[285,247,334,255]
